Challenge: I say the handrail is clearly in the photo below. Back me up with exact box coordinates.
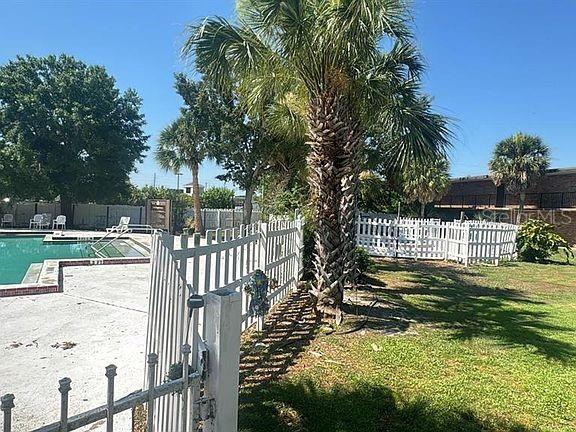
[90,224,130,257]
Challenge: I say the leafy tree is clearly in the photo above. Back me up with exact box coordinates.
[184,1,451,318]
[358,171,405,214]
[403,157,451,218]
[200,186,235,209]
[489,133,550,223]
[156,113,206,234]
[0,55,148,217]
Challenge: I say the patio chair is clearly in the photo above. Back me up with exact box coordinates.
[106,216,131,233]
[53,215,66,230]
[40,213,51,229]
[29,214,43,229]
[1,214,13,228]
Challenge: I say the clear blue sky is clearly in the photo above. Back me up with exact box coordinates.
[1,0,575,190]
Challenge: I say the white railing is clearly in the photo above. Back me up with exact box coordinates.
[145,219,303,431]
[357,216,519,265]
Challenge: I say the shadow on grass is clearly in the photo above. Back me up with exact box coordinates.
[357,259,576,362]
[240,287,321,389]
[239,379,537,432]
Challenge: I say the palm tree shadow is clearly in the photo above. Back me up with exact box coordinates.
[239,287,321,389]
[351,259,576,362]
[239,379,539,432]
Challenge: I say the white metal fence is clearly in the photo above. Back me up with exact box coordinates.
[145,219,303,431]
[357,216,519,265]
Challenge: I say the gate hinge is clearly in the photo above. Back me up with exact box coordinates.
[193,396,215,421]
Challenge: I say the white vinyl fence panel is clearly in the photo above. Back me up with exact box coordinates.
[145,219,303,430]
[357,216,518,265]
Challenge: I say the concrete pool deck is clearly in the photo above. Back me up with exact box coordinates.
[0,263,150,431]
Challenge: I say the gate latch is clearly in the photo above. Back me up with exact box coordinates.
[193,396,215,421]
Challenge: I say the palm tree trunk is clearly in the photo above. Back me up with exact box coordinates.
[307,91,350,320]
[516,192,526,224]
[191,164,204,235]
[243,185,256,225]
[339,121,363,287]
[420,202,426,218]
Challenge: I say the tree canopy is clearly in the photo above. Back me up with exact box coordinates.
[0,54,148,208]
[200,186,235,209]
[184,0,453,317]
[489,133,550,194]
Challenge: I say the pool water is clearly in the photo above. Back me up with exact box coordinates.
[0,236,140,284]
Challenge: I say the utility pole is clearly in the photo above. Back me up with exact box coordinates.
[176,172,182,191]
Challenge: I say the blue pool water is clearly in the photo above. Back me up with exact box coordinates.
[0,236,138,284]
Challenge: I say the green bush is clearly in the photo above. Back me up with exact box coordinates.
[353,247,372,278]
[516,219,574,263]
[200,187,235,209]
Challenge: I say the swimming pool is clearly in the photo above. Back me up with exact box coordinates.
[0,236,143,284]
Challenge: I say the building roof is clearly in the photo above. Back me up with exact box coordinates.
[451,167,576,183]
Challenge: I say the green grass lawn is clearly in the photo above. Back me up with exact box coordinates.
[239,254,576,432]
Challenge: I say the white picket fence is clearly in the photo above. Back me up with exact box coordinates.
[145,219,303,431]
[357,216,518,265]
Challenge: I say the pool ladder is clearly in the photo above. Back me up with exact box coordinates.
[90,224,130,258]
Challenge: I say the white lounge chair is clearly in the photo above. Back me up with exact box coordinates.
[29,214,43,229]
[106,216,131,233]
[1,214,13,228]
[53,215,66,230]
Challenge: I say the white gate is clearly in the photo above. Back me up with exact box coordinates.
[145,219,304,431]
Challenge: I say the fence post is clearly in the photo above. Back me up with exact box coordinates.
[58,377,71,432]
[258,222,269,271]
[146,353,158,432]
[202,289,242,432]
[1,394,15,432]
[295,218,304,281]
[105,365,117,432]
[181,344,191,432]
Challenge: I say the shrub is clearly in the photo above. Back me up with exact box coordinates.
[353,247,372,278]
[200,187,235,209]
[516,219,574,263]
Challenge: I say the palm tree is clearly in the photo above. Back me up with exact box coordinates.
[156,113,205,234]
[183,1,451,319]
[489,133,550,223]
[403,157,451,218]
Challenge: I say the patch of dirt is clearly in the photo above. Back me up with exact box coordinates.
[51,341,77,350]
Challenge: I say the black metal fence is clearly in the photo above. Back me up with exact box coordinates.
[438,191,576,209]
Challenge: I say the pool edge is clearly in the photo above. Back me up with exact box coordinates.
[0,256,150,298]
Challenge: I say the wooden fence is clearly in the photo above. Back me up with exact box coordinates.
[145,219,303,431]
[357,216,518,265]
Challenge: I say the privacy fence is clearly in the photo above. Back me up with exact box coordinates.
[357,216,519,265]
[193,208,262,230]
[4,202,145,229]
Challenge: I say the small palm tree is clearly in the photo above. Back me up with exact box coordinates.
[156,113,205,234]
[489,133,550,223]
[403,157,451,218]
[183,1,451,318]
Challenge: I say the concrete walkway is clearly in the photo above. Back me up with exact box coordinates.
[0,263,150,431]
